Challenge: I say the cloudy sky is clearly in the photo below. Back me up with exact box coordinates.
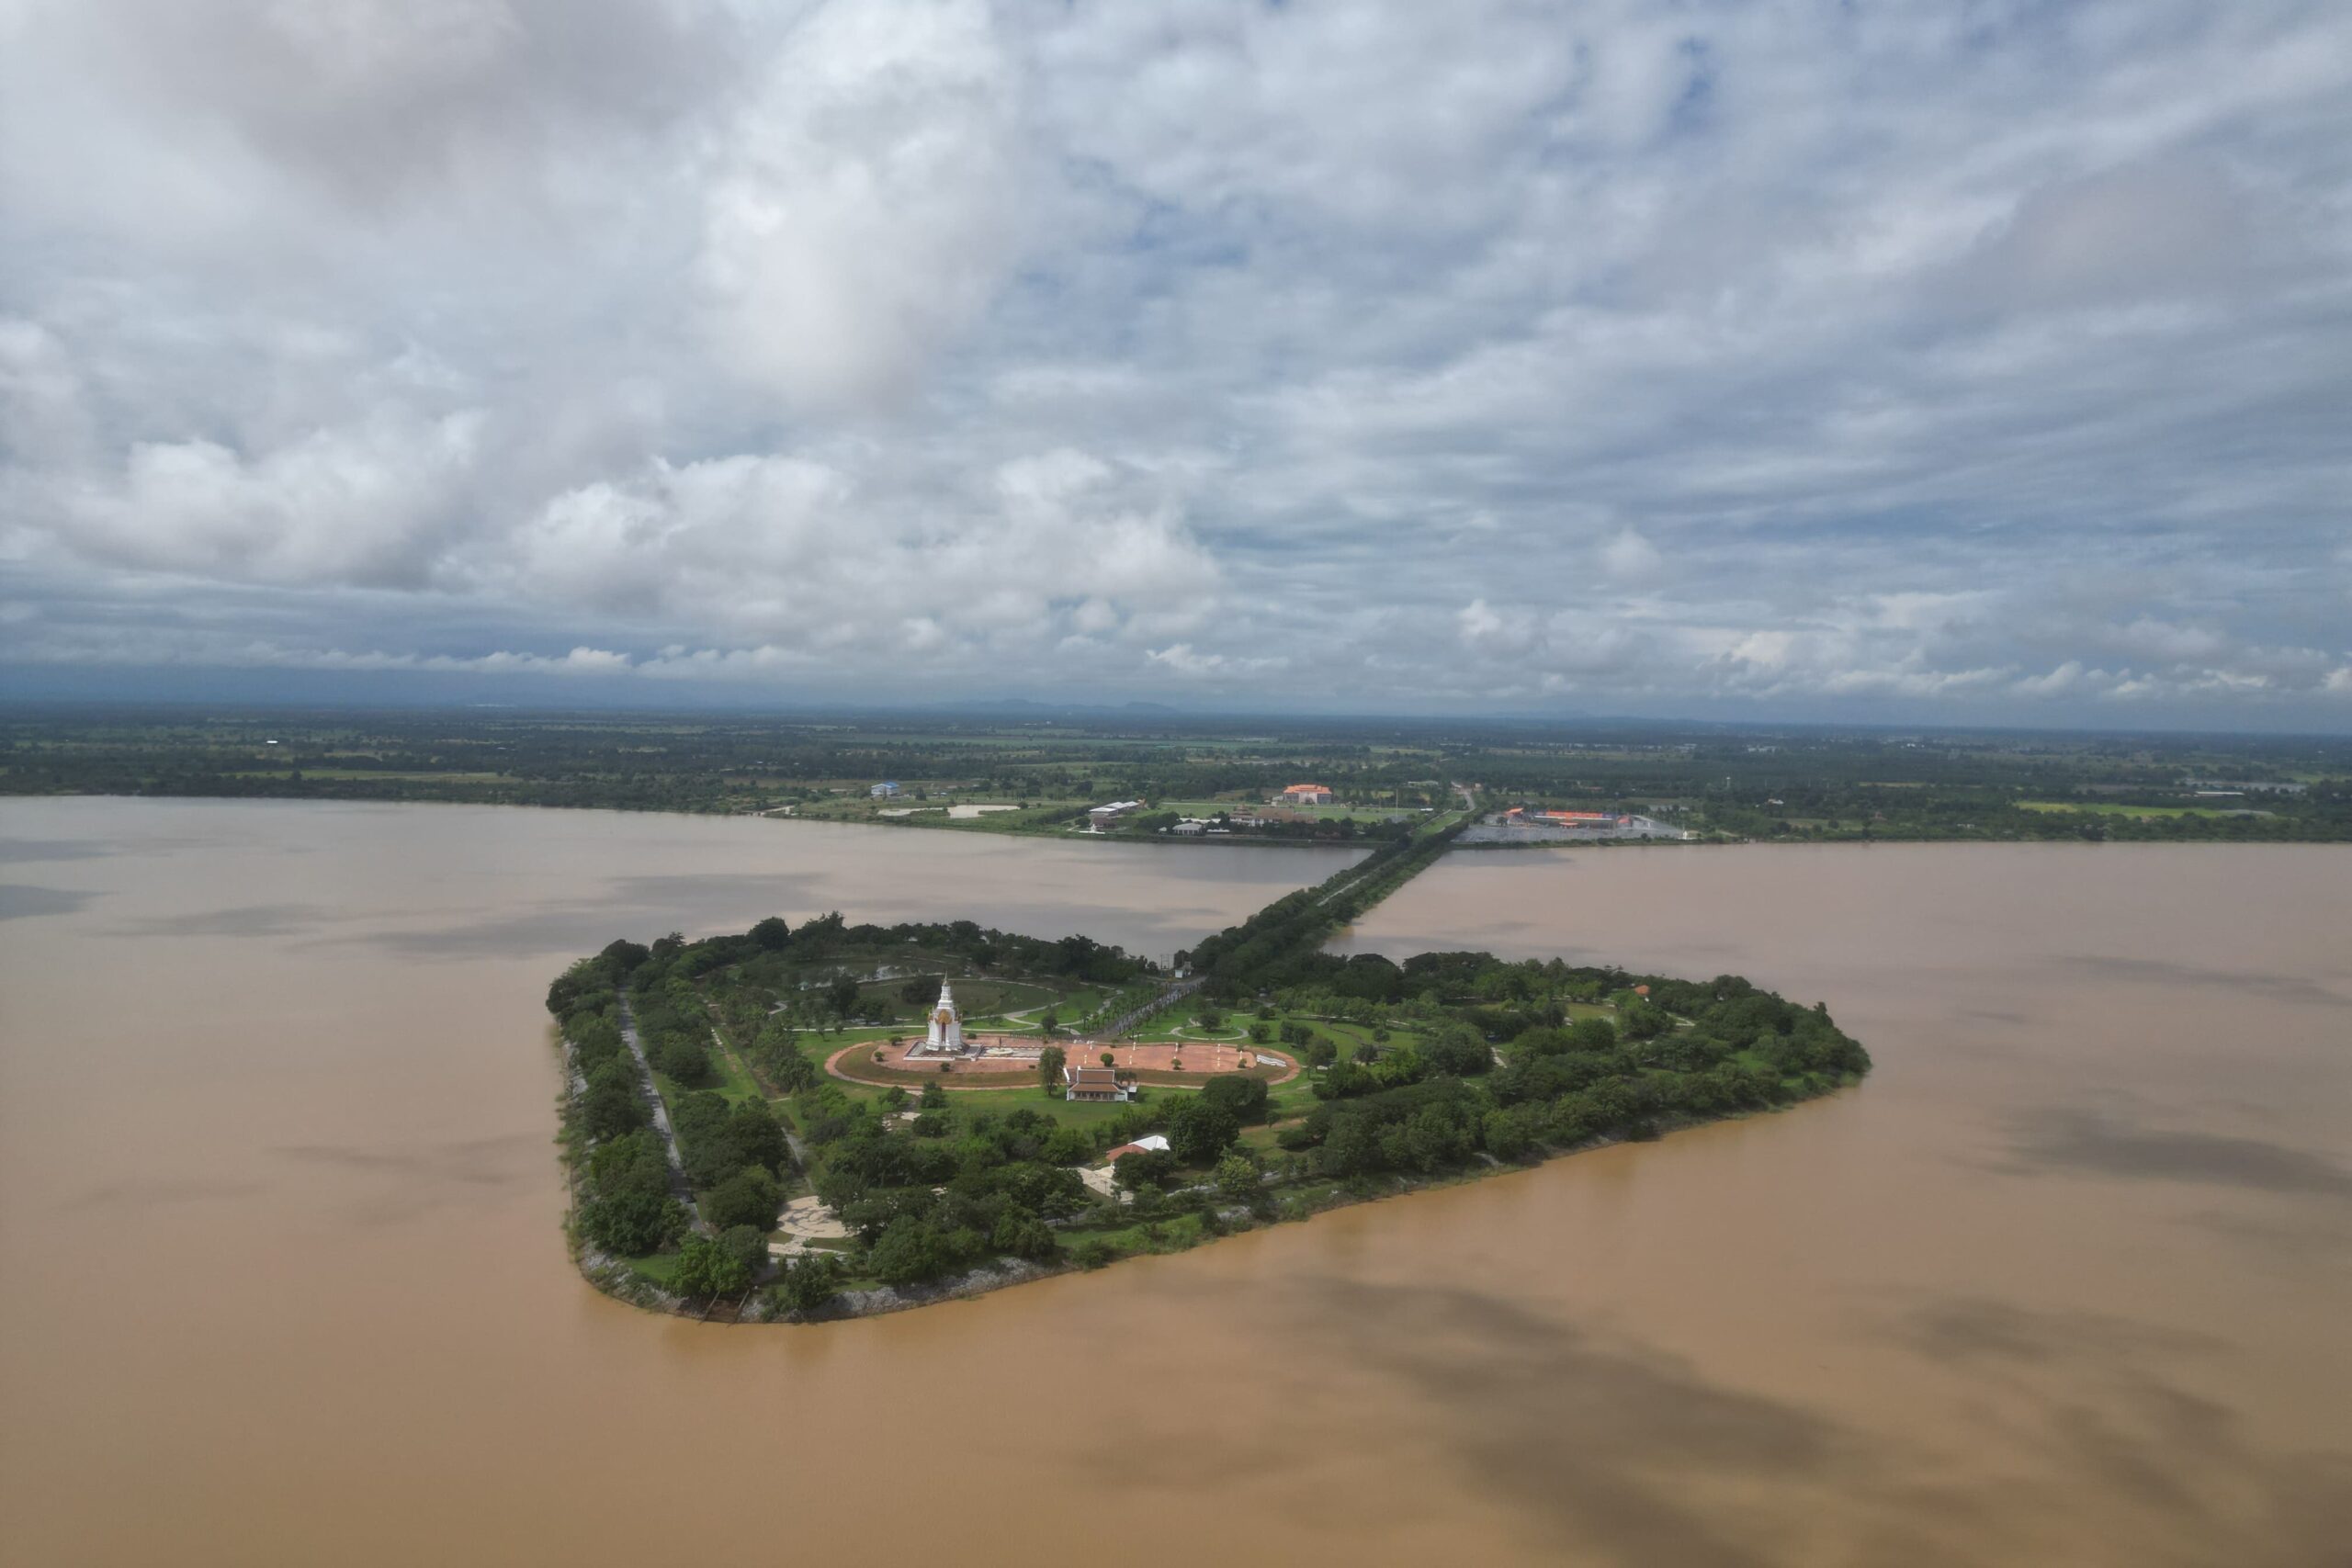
[2,0,2348,726]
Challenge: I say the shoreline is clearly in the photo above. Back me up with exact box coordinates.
[555,1055,1860,1326]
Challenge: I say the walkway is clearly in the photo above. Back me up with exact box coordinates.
[1101,976,1206,1038]
[618,995,708,1235]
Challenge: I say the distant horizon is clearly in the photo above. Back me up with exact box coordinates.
[7,671,2350,741]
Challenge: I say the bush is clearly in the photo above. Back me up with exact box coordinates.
[719,1224,770,1276]
[674,1232,752,1297]
[706,1167,783,1231]
[1073,1239,1116,1269]
[1214,1152,1264,1206]
[772,1254,843,1314]
[580,1190,686,1255]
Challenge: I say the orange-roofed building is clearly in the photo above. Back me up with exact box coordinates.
[1279,784,1335,805]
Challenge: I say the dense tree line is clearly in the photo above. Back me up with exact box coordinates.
[1181,819,1467,994]
[14,708,2342,840]
[548,945,696,1258]
[1274,955,1869,1179]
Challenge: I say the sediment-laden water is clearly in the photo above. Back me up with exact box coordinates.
[2,801,2345,1565]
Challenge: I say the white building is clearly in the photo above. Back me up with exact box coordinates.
[870,781,900,798]
[923,981,964,1053]
[1085,799,1145,831]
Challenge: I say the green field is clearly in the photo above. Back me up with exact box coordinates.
[2018,800,2230,818]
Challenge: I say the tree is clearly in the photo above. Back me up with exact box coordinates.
[1041,1126,1094,1166]
[1037,1044,1067,1095]
[580,1190,685,1256]
[1199,1072,1270,1124]
[766,1048,817,1094]
[580,1075,649,1141]
[706,1167,783,1231]
[1114,1148,1175,1194]
[919,1080,949,1110]
[598,938,650,976]
[1214,1152,1263,1207]
[718,1224,770,1277]
[1168,1097,1240,1165]
[827,975,863,1020]
[991,1209,1059,1262]
[1619,999,1671,1042]
[652,1032,710,1084]
[773,1253,843,1314]
[867,1217,953,1287]
[1039,1008,1060,1036]
[725,1099,789,1173]
[674,1232,752,1297]
[1565,1017,1619,1052]
[1419,1024,1492,1077]
[1100,1051,1115,1069]
[749,916,791,952]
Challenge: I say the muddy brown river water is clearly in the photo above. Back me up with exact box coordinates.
[2,800,2346,1566]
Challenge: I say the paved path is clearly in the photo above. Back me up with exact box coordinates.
[1102,976,1205,1038]
[619,996,708,1235]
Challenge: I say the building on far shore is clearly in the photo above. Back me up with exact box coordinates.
[870,781,900,798]
[1085,799,1146,832]
[1065,1064,1134,1102]
[1279,783,1335,806]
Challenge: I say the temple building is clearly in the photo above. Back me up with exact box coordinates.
[923,981,964,1054]
[1064,1065,1133,1103]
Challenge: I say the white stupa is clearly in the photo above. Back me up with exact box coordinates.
[923,981,964,1054]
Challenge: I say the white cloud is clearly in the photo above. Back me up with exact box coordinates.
[1,0,2349,724]
[696,0,1026,410]
[1598,528,1664,583]
[56,412,485,587]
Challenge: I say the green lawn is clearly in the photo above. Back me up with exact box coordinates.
[627,1251,681,1286]
[2018,800,2225,818]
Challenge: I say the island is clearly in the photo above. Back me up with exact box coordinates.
[544,828,1871,1321]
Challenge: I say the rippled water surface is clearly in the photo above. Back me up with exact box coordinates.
[3,801,2346,1566]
